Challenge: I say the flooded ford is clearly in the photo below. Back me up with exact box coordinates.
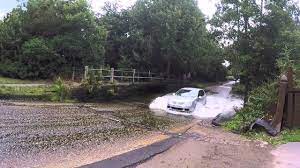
[149,81,243,118]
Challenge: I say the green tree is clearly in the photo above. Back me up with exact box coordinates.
[211,0,300,101]
[0,0,107,79]
[102,0,225,80]
[19,38,61,79]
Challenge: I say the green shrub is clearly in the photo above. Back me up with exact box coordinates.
[231,83,245,95]
[226,76,235,81]
[297,80,300,87]
[225,82,278,132]
[51,77,69,102]
[76,76,117,101]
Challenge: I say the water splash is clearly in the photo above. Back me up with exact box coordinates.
[149,81,243,119]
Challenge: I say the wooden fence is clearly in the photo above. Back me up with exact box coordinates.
[272,67,300,131]
[84,66,164,83]
[286,88,300,128]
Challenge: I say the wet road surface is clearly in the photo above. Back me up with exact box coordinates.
[3,81,298,168]
[137,122,273,168]
[0,102,188,167]
[83,120,274,168]
[83,81,274,168]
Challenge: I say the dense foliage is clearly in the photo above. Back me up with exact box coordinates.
[211,0,300,101]
[225,82,278,132]
[0,0,226,81]
[0,0,106,79]
[101,0,225,80]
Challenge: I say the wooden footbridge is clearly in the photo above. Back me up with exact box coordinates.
[83,66,165,84]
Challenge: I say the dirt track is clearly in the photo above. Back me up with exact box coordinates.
[138,121,274,168]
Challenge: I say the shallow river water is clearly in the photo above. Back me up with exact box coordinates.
[149,81,244,118]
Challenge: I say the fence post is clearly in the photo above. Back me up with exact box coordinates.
[149,70,152,81]
[100,67,103,80]
[110,68,114,83]
[121,71,124,81]
[84,66,89,80]
[133,69,136,84]
[271,75,288,132]
[72,67,75,81]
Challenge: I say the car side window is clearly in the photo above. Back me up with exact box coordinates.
[198,90,205,97]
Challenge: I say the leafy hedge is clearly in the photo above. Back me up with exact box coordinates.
[225,82,278,132]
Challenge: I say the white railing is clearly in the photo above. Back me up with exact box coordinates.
[84,66,163,83]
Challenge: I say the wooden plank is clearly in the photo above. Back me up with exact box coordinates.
[287,93,294,128]
[288,88,300,93]
[294,93,300,128]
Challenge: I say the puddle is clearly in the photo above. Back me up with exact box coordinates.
[271,142,300,168]
[149,81,243,119]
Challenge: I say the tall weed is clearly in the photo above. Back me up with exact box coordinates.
[52,77,69,102]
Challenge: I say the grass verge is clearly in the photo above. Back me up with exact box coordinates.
[244,129,300,145]
[0,76,45,84]
[0,86,52,100]
[0,85,75,102]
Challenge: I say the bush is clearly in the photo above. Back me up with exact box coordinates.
[74,76,117,101]
[18,38,63,79]
[225,82,278,132]
[226,76,235,81]
[297,80,300,87]
[231,83,245,95]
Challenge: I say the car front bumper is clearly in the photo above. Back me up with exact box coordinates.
[167,105,192,113]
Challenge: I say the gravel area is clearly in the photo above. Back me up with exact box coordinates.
[0,102,188,167]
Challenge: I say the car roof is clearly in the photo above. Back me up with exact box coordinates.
[180,87,203,91]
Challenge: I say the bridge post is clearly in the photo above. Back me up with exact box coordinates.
[84,66,89,80]
[100,67,103,80]
[133,69,136,84]
[110,68,114,83]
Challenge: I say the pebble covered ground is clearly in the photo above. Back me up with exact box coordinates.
[0,102,190,167]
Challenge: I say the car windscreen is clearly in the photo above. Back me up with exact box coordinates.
[175,89,198,98]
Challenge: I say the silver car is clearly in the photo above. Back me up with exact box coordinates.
[167,88,207,113]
